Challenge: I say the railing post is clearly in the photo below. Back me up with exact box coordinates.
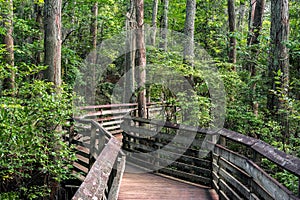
[89,123,97,170]
[98,128,106,153]
[298,176,300,198]
[219,135,226,147]
[253,150,262,165]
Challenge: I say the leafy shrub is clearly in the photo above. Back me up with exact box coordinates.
[0,68,76,199]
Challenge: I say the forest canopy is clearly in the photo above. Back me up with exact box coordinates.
[0,0,300,198]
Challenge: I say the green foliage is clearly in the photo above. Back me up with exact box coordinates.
[0,66,76,199]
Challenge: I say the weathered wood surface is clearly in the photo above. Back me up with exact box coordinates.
[122,116,300,199]
[76,103,164,136]
[70,119,126,200]
[118,165,218,200]
[72,138,121,200]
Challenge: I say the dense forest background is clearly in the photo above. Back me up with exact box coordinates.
[0,0,300,199]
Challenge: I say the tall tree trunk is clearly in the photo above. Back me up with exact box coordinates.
[247,0,265,117]
[43,1,62,196]
[237,1,246,31]
[183,0,196,67]
[124,0,136,103]
[159,0,169,50]
[268,0,289,147]
[2,0,15,93]
[247,0,265,46]
[150,0,159,46]
[228,0,237,66]
[248,0,256,32]
[89,2,98,104]
[44,0,62,89]
[34,3,43,66]
[136,0,147,118]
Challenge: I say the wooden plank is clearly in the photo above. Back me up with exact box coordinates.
[72,138,121,200]
[219,168,250,199]
[219,179,243,200]
[96,115,124,123]
[250,179,273,200]
[214,144,293,200]
[251,140,300,176]
[158,167,211,186]
[83,108,133,118]
[79,103,138,110]
[218,157,251,186]
[105,125,121,131]
[102,119,123,127]
[89,124,97,168]
[118,165,218,200]
[219,190,231,200]
[108,154,126,200]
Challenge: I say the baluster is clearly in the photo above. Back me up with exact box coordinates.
[98,128,106,153]
[298,177,300,198]
[89,123,97,170]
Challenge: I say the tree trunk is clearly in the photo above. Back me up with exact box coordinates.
[34,3,43,66]
[247,0,265,117]
[228,0,237,65]
[237,1,246,31]
[268,0,289,146]
[247,0,265,46]
[248,0,256,32]
[150,0,159,46]
[183,0,196,66]
[2,0,15,93]
[89,2,98,104]
[136,0,147,118]
[268,0,289,113]
[159,0,169,50]
[44,0,62,89]
[124,0,136,103]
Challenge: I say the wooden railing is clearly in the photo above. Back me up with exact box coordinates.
[78,103,164,135]
[121,116,300,200]
[69,119,125,200]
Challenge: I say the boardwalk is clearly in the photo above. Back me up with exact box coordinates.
[118,165,218,200]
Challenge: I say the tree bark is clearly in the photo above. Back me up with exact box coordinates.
[268,0,289,146]
[268,0,289,113]
[124,0,136,103]
[34,3,43,66]
[136,0,147,118]
[183,0,196,67]
[248,0,256,33]
[159,0,169,50]
[237,1,246,31]
[247,0,265,117]
[44,0,62,89]
[228,0,237,65]
[2,0,15,93]
[89,2,98,104]
[150,0,159,46]
[247,0,265,46]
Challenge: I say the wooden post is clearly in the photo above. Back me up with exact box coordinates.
[98,128,106,153]
[253,150,262,165]
[219,136,226,147]
[298,176,300,198]
[89,123,97,169]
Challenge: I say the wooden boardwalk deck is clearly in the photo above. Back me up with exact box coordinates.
[118,165,218,200]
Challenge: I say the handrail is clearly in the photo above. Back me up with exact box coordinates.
[121,116,300,200]
[74,102,165,136]
[71,119,125,200]
[124,115,300,177]
[79,102,160,110]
